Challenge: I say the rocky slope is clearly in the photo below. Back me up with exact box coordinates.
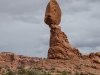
[0,52,100,75]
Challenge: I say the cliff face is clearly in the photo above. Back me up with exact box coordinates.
[44,0,81,59]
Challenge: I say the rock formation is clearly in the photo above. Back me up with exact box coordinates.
[44,0,61,25]
[44,0,82,59]
[0,52,42,65]
[0,52,19,62]
[89,52,100,64]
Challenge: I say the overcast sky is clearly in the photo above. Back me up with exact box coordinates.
[0,0,100,57]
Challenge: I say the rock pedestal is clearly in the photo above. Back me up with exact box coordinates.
[44,0,81,59]
[48,25,81,59]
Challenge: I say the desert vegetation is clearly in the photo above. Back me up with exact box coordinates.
[0,64,97,75]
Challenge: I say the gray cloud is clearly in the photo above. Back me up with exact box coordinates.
[0,0,48,14]
[91,12,100,19]
[39,34,49,46]
[13,15,42,24]
[0,42,7,48]
[66,0,91,14]
[85,0,100,3]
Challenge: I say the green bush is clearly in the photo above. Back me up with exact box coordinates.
[39,73,52,75]
[0,66,2,70]
[17,65,25,69]
[57,71,69,75]
[26,70,36,75]
[61,71,69,75]
[18,68,26,74]
[75,72,80,75]
[51,67,55,70]
[3,71,14,75]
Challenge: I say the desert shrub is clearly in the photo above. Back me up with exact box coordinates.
[79,73,87,75]
[57,71,70,75]
[7,68,11,71]
[51,67,55,70]
[27,69,42,75]
[18,68,26,74]
[75,65,81,69]
[65,57,70,60]
[17,64,25,69]
[17,66,22,69]
[75,72,97,75]
[56,70,61,73]
[0,66,2,70]
[39,73,52,75]
[26,70,37,75]
[36,67,43,70]
[3,71,14,75]
[61,71,69,75]
[75,72,80,75]
[5,65,9,69]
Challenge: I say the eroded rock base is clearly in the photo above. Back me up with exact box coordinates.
[48,25,81,59]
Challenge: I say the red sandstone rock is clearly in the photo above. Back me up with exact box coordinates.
[95,52,100,57]
[89,53,100,64]
[0,52,41,65]
[47,25,81,59]
[44,0,81,59]
[44,0,61,25]
[0,56,4,61]
[0,52,19,62]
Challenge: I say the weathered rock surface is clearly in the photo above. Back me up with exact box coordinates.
[44,0,61,25]
[0,52,42,65]
[89,52,100,64]
[48,25,82,59]
[0,52,19,62]
[44,0,81,59]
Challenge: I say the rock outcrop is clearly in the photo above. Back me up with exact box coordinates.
[0,52,19,62]
[48,25,81,59]
[44,0,82,59]
[89,52,100,64]
[0,52,42,65]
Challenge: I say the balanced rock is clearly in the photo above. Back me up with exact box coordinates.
[44,0,61,25]
[44,0,82,59]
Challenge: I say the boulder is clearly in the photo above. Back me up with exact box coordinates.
[44,0,61,25]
